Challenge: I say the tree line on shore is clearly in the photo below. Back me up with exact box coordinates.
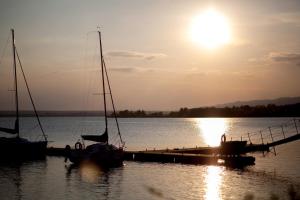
[0,103,299,117]
[115,103,300,118]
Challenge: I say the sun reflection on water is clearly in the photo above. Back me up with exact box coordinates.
[196,118,228,147]
[79,161,102,183]
[204,166,222,200]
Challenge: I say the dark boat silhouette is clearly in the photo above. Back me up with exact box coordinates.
[64,29,125,167]
[0,29,48,161]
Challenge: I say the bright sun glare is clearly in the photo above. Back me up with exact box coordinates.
[190,8,231,49]
[197,118,228,147]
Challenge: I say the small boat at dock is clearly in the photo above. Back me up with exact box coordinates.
[64,30,125,168]
[0,29,48,161]
[219,134,247,155]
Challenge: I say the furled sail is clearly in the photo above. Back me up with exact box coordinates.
[0,127,17,134]
[0,119,19,134]
[81,131,108,143]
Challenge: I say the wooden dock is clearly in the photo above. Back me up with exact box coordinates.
[124,150,255,166]
[45,118,300,167]
[46,147,255,167]
[124,150,218,165]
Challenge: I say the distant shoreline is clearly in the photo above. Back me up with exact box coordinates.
[1,103,299,118]
[115,103,300,118]
[0,111,105,117]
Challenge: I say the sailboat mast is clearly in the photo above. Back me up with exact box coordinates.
[103,60,124,146]
[98,31,108,133]
[11,29,19,137]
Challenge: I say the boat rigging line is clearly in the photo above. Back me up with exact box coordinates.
[103,59,124,147]
[15,47,47,141]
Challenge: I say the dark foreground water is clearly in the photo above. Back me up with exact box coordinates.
[0,117,300,199]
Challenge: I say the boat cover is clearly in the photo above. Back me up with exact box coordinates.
[0,120,19,134]
[82,131,108,143]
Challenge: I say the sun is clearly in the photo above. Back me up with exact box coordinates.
[189,8,231,49]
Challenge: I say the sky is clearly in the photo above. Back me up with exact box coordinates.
[0,0,300,111]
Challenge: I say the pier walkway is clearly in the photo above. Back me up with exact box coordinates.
[47,118,300,167]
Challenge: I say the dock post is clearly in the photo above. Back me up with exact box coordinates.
[294,119,299,134]
[281,126,286,139]
[269,127,276,156]
[260,131,264,144]
[247,133,251,143]
[260,131,265,156]
[268,127,274,142]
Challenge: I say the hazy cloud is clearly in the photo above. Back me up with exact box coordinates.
[270,12,300,26]
[247,56,269,65]
[106,51,166,60]
[269,52,300,65]
[248,52,300,66]
[231,71,255,79]
[229,39,251,48]
[110,67,137,73]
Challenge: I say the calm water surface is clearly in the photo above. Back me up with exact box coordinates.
[0,117,299,199]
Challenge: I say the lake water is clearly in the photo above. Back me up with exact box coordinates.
[0,117,300,199]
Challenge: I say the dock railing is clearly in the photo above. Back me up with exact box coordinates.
[230,118,300,154]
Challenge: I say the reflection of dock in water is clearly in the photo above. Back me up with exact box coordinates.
[47,118,300,167]
[123,150,255,167]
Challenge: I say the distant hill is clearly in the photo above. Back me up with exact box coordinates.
[216,96,300,108]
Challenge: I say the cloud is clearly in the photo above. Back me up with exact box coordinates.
[248,52,300,67]
[109,67,160,73]
[105,51,166,60]
[228,39,251,48]
[231,71,255,79]
[270,12,300,26]
[247,57,269,65]
[109,67,137,73]
[268,52,300,65]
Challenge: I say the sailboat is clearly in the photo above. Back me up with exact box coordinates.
[64,30,125,167]
[0,29,48,160]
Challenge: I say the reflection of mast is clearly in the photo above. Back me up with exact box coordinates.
[101,168,125,200]
[103,172,109,200]
[15,165,22,200]
[4,163,23,200]
[65,165,124,199]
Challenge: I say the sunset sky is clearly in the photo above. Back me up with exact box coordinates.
[0,0,300,111]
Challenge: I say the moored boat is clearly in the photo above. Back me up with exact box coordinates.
[219,134,247,155]
[64,29,125,168]
[0,29,48,161]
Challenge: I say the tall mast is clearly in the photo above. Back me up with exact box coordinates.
[98,31,108,133]
[11,29,19,137]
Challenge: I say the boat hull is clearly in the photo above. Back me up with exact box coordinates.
[65,143,124,168]
[219,141,247,155]
[0,137,48,161]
